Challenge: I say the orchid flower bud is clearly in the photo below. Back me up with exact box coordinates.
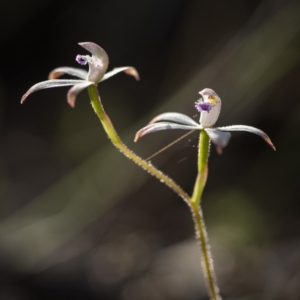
[195,88,221,128]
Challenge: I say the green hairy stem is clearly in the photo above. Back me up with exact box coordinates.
[88,85,221,300]
[191,130,209,204]
[88,85,190,204]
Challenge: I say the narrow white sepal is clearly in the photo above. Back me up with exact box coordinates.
[149,112,200,127]
[101,67,139,82]
[49,67,88,80]
[21,79,86,103]
[135,122,199,142]
[216,125,276,150]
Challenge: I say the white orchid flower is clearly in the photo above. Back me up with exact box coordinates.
[135,88,275,153]
[21,42,139,107]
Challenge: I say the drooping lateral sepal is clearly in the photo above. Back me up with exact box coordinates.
[134,122,199,142]
[205,128,231,154]
[67,82,95,108]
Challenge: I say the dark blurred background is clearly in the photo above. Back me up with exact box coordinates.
[0,0,300,299]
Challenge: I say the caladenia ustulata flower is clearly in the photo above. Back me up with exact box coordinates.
[20,41,192,215]
[21,42,139,107]
[135,88,276,153]
[135,88,275,300]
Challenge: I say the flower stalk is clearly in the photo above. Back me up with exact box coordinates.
[190,129,221,300]
[191,130,209,205]
[87,84,191,205]
[191,203,221,300]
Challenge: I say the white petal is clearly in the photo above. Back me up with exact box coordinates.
[78,42,109,83]
[134,122,199,142]
[216,125,276,150]
[199,88,221,128]
[67,82,95,108]
[101,67,139,82]
[48,67,88,80]
[21,79,86,103]
[149,112,200,127]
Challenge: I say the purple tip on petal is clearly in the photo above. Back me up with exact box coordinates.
[76,55,88,65]
[195,100,213,112]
